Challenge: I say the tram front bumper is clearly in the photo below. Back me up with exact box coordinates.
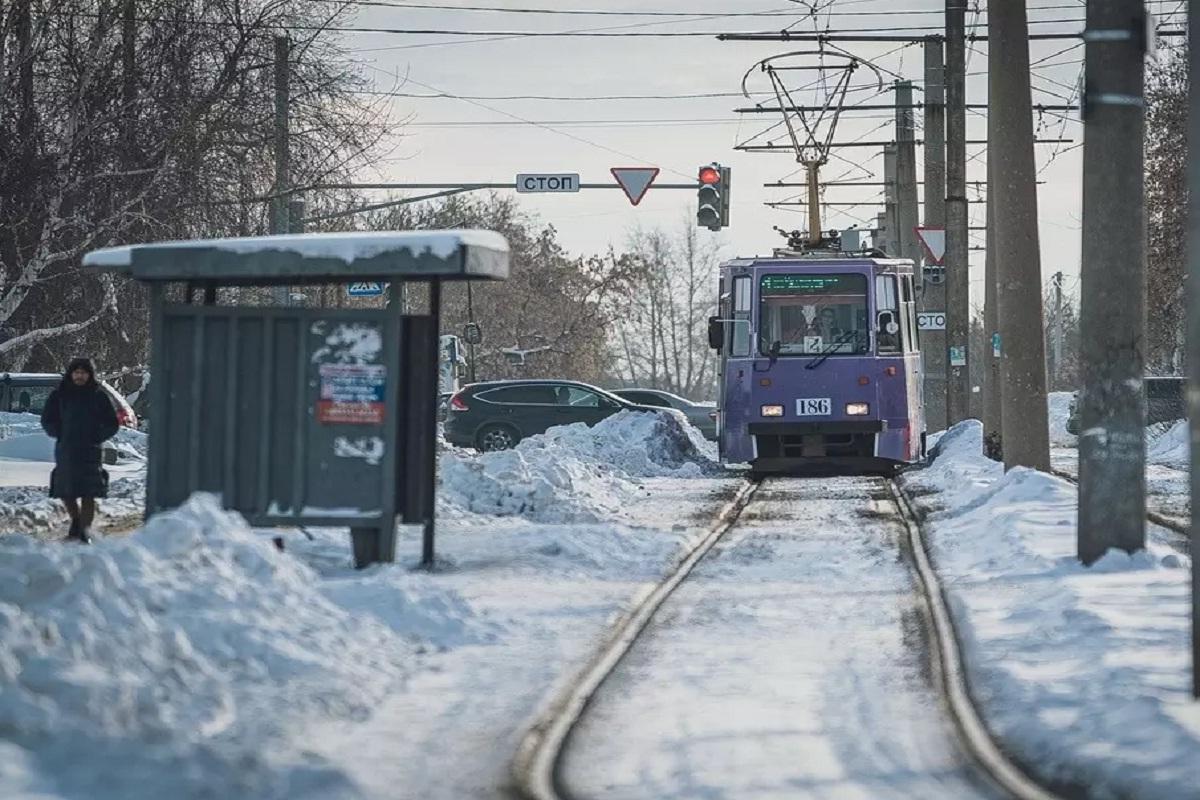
[748,419,888,468]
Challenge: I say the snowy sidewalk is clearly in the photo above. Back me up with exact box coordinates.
[901,422,1200,799]
[0,410,734,800]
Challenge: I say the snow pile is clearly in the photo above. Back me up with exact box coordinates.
[0,494,418,799]
[438,410,716,522]
[0,410,146,465]
[903,421,1199,798]
[0,432,54,462]
[1147,419,1189,469]
[0,411,43,441]
[536,410,715,478]
[0,478,144,534]
[1047,391,1076,446]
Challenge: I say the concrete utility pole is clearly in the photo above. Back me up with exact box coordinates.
[894,80,921,269]
[945,1,971,423]
[990,0,1050,473]
[883,144,900,256]
[1188,0,1200,699]
[922,37,948,432]
[1078,0,1147,564]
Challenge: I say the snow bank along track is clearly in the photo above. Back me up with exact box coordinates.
[1048,467,1190,553]
[511,475,1063,800]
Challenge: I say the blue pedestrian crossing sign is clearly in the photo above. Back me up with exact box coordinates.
[347,281,385,297]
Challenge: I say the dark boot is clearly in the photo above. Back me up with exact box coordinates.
[66,518,81,541]
[76,527,93,544]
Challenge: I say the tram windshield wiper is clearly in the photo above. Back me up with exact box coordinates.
[805,330,860,370]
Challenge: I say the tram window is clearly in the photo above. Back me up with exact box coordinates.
[731,275,751,356]
[902,275,919,351]
[758,273,868,357]
[875,275,902,354]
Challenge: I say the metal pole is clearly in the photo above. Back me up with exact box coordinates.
[945,1,971,423]
[422,281,442,570]
[1053,271,1064,388]
[466,281,478,383]
[922,38,948,433]
[991,0,1051,473]
[1078,0,1147,563]
[805,162,822,244]
[271,36,291,306]
[1188,0,1200,699]
[984,166,1002,458]
[983,10,1003,459]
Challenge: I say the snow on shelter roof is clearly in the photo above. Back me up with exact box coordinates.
[82,230,509,284]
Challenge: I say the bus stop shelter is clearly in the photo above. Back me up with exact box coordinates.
[84,230,509,568]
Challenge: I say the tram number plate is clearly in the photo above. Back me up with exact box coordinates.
[795,398,832,416]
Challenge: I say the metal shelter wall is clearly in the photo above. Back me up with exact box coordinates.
[147,303,403,540]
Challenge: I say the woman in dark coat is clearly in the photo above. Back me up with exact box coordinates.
[40,358,119,543]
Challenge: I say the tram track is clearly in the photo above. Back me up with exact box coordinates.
[511,474,1065,800]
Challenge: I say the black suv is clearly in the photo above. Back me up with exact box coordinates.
[443,379,661,451]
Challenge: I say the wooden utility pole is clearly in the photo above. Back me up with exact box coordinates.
[945,1,971,423]
[1188,0,1200,699]
[922,37,948,432]
[1078,0,1147,564]
[991,0,1050,473]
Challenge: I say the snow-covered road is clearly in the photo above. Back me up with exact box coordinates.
[562,476,1002,800]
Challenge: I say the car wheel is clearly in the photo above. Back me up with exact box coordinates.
[476,424,520,452]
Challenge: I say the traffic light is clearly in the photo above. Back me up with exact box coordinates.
[697,163,730,231]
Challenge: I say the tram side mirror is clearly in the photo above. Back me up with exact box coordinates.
[707,316,725,351]
[876,310,900,336]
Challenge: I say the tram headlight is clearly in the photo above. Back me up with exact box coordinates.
[845,402,870,416]
[761,404,784,417]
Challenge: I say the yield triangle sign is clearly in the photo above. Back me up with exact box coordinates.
[610,167,660,206]
[915,227,946,265]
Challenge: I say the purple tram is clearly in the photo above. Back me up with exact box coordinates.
[708,250,926,474]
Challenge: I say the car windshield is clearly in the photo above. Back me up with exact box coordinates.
[758,273,869,357]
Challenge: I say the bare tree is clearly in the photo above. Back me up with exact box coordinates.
[611,217,721,399]
[0,0,391,370]
[1145,43,1188,374]
[363,194,636,384]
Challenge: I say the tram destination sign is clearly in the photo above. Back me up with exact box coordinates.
[515,173,580,193]
[760,274,865,294]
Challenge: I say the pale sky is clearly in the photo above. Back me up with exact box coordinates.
[330,0,1187,309]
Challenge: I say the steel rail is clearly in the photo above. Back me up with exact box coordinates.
[889,479,1066,800]
[510,477,761,800]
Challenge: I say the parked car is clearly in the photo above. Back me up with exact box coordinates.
[443,379,668,451]
[0,372,138,429]
[1065,376,1185,435]
[610,388,717,440]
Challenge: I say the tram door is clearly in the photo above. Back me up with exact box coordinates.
[715,276,730,460]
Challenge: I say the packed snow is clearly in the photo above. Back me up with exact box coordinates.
[438,410,717,523]
[902,421,1199,799]
[1046,391,1076,447]
[84,230,508,269]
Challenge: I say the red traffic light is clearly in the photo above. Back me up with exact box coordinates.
[699,166,720,184]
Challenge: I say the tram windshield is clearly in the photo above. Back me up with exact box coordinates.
[758,273,869,356]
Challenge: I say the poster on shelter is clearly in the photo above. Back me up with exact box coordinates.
[317,363,386,424]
